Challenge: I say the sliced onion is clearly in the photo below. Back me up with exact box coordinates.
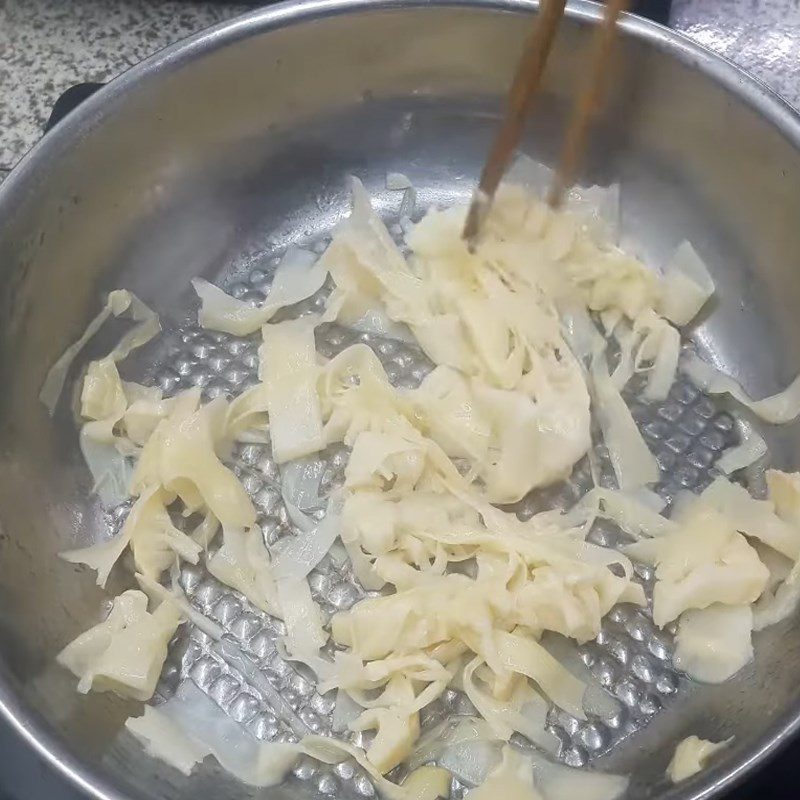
[272,496,342,581]
[126,704,211,776]
[193,246,325,336]
[439,739,500,787]
[79,433,135,509]
[529,749,629,800]
[143,680,300,786]
[660,241,715,326]
[701,477,800,560]
[717,417,768,474]
[261,317,325,464]
[41,290,160,414]
[683,353,800,424]
[280,458,326,511]
[591,354,660,489]
[276,575,329,678]
[673,604,753,683]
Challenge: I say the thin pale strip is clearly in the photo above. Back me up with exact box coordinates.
[192,246,326,336]
[496,631,587,720]
[41,290,160,414]
[717,417,768,474]
[683,353,800,424]
[271,498,342,581]
[660,241,715,326]
[591,354,659,489]
[261,317,325,463]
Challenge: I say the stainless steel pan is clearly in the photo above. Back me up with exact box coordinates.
[1,1,800,798]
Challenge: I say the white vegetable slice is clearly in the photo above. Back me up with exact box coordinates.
[506,155,620,242]
[766,468,800,528]
[126,705,211,775]
[78,358,153,507]
[751,471,800,628]
[324,176,426,330]
[560,302,604,362]
[591,354,659,489]
[345,430,427,493]
[467,744,542,800]
[136,570,223,641]
[280,457,326,511]
[80,437,135,509]
[57,589,181,701]
[398,766,451,800]
[636,315,681,402]
[566,182,621,244]
[495,630,587,720]
[261,317,325,463]
[462,658,558,753]
[109,294,162,362]
[411,315,474,375]
[80,356,128,424]
[344,538,387,591]
[276,575,329,677]
[471,368,592,503]
[439,739,501,788]
[190,509,220,548]
[206,525,281,617]
[301,735,416,800]
[41,290,160,414]
[123,394,177,448]
[346,306,416,343]
[225,382,270,442]
[349,680,420,773]
[133,393,257,529]
[753,567,800,630]
[529,749,628,800]
[609,322,637,391]
[143,680,300,785]
[409,717,496,769]
[60,529,131,589]
[332,687,363,733]
[625,501,768,627]
[660,241,715,326]
[192,246,326,336]
[61,487,201,586]
[667,735,731,783]
[271,495,342,581]
[683,353,800,424]
[539,633,621,719]
[414,366,492,462]
[673,604,753,683]
[588,487,676,539]
[700,477,800,561]
[717,417,768,474]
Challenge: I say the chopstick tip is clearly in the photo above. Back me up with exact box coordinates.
[462,189,491,251]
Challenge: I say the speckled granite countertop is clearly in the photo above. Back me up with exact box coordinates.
[2,0,800,182]
[672,0,800,111]
[0,0,256,174]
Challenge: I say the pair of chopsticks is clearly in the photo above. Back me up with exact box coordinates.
[463,0,630,247]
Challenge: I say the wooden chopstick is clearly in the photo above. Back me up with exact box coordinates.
[463,0,630,246]
[462,0,567,247]
[547,0,631,207]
